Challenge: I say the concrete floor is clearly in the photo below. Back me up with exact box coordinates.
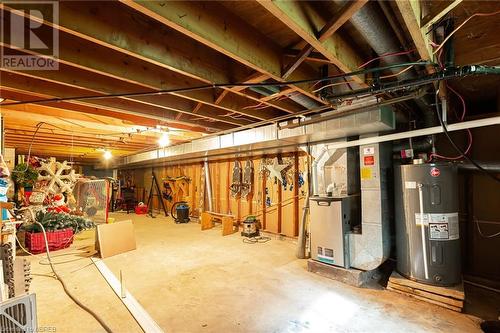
[24,212,483,332]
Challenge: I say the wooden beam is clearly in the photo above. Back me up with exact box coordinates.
[1,88,219,134]
[293,151,299,237]
[394,0,434,63]
[421,0,463,31]
[282,47,314,80]
[1,69,239,130]
[2,46,250,127]
[120,0,326,105]
[282,0,369,79]
[0,89,161,129]
[1,2,305,115]
[1,106,179,140]
[0,7,290,121]
[92,258,164,333]
[221,73,304,114]
[258,0,367,85]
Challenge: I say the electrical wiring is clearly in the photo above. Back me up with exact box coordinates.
[358,49,416,68]
[428,83,473,161]
[33,221,114,333]
[312,80,356,93]
[434,83,500,183]
[378,64,415,79]
[0,62,434,107]
[242,102,268,110]
[11,122,46,173]
[474,216,500,239]
[243,236,271,244]
[433,10,500,55]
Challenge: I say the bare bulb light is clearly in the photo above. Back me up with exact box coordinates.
[158,133,170,148]
[103,150,112,160]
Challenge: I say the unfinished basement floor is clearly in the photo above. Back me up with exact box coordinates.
[24,213,482,333]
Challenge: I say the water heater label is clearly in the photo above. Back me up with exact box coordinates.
[415,213,459,240]
[429,223,450,240]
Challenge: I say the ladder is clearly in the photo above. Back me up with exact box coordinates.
[146,170,168,218]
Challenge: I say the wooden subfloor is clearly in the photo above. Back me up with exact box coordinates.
[25,213,482,332]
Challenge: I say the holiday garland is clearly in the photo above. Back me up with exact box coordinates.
[24,211,95,234]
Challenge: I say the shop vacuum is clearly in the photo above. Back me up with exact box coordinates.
[171,201,190,223]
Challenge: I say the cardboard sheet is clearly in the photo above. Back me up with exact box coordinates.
[96,220,136,258]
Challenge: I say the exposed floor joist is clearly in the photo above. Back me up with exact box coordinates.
[120,0,327,106]
[257,0,367,85]
[281,0,369,79]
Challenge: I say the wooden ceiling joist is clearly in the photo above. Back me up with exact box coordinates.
[257,0,367,85]
[281,0,369,79]
[0,2,303,119]
[120,0,327,106]
[394,0,434,62]
[0,70,238,131]
[1,47,251,128]
[0,89,160,129]
[0,4,299,121]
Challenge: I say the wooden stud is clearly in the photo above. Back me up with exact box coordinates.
[293,152,300,237]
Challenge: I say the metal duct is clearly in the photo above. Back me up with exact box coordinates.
[336,1,436,125]
[339,1,413,80]
[289,93,322,109]
[118,106,395,168]
[349,141,392,270]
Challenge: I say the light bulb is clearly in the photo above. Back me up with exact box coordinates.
[158,132,169,147]
[103,150,112,160]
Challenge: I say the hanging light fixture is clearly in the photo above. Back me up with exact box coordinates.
[158,132,170,148]
[103,150,112,160]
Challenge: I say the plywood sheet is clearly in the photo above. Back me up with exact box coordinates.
[96,220,136,258]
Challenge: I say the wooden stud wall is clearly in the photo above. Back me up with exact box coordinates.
[136,152,308,237]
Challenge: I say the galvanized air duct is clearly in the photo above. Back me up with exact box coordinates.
[335,1,435,125]
[288,94,322,109]
[338,1,414,80]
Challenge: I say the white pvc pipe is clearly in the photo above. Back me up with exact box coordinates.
[311,146,329,196]
[418,183,429,280]
[325,116,500,150]
[204,160,213,212]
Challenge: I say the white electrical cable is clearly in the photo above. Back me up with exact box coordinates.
[32,221,113,332]
[418,184,429,279]
[474,216,500,239]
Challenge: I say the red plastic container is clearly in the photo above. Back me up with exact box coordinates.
[135,205,148,214]
[25,228,74,254]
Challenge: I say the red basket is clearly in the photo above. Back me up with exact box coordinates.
[135,205,148,214]
[25,228,74,254]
